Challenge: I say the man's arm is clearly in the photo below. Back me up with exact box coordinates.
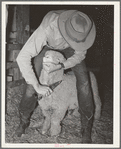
[63,50,87,69]
[16,25,46,85]
[47,50,87,73]
[16,25,52,96]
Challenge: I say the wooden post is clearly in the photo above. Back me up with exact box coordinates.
[16,5,30,44]
[6,5,30,82]
[7,49,20,62]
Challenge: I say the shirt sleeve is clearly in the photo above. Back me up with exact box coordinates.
[16,25,47,86]
[63,50,87,69]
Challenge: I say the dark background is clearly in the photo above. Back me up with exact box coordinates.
[30,5,114,92]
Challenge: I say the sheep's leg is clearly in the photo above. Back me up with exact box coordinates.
[89,71,102,120]
[50,118,61,137]
[41,110,51,135]
[50,109,67,136]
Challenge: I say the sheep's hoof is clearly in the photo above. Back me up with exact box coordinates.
[50,131,60,137]
[41,130,48,135]
[41,125,50,135]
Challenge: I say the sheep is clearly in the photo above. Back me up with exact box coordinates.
[38,50,101,137]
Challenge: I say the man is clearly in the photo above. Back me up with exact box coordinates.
[16,10,96,143]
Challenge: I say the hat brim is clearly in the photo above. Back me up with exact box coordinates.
[58,10,96,51]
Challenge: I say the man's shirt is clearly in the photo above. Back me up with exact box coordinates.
[16,10,87,86]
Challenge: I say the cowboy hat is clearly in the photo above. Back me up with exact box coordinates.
[58,10,96,51]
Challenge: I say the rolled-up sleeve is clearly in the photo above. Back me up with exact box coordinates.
[63,50,87,69]
[16,25,47,85]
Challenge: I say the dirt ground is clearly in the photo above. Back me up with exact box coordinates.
[5,82,113,144]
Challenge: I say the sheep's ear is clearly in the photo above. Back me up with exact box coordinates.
[57,54,66,63]
[61,57,66,63]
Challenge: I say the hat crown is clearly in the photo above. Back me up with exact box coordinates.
[65,11,92,42]
[71,15,88,33]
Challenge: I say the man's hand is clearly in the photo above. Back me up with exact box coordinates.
[44,63,62,73]
[34,83,52,97]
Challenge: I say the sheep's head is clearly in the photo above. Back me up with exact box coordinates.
[40,51,66,85]
[43,51,66,71]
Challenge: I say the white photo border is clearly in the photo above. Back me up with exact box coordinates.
[1,1,120,148]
